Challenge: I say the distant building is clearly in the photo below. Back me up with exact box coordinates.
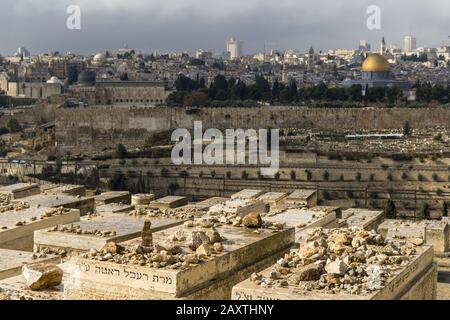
[358,40,371,52]
[342,53,411,89]
[70,69,173,106]
[226,37,243,59]
[14,47,30,58]
[404,36,417,52]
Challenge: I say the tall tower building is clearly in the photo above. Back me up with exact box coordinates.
[226,37,243,59]
[404,36,417,52]
[380,36,386,55]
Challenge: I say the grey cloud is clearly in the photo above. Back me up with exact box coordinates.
[0,0,449,55]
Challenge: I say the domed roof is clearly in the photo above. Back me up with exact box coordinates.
[93,53,107,65]
[77,69,96,86]
[362,54,390,72]
[46,76,63,84]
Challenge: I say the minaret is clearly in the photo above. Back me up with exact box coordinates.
[380,36,386,55]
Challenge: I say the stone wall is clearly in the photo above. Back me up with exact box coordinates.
[55,106,450,152]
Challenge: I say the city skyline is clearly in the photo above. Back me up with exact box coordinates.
[1,0,450,55]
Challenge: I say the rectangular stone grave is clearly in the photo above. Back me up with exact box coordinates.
[34,215,185,253]
[208,198,267,217]
[232,245,436,300]
[94,191,131,206]
[286,189,317,207]
[0,183,40,200]
[65,224,295,299]
[264,207,337,243]
[18,194,95,216]
[150,196,188,210]
[0,208,80,251]
[43,184,86,197]
[342,208,384,231]
[231,189,264,200]
[192,197,229,209]
[95,203,135,215]
[257,192,288,206]
[0,248,60,280]
[378,219,449,254]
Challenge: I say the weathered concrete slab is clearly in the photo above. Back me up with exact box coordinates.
[0,208,80,251]
[342,208,384,231]
[131,194,155,206]
[95,203,135,215]
[94,191,131,206]
[43,184,86,197]
[0,183,40,200]
[378,219,449,254]
[232,245,435,300]
[150,196,188,210]
[66,224,295,299]
[257,192,288,206]
[0,249,60,280]
[192,197,229,209]
[18,194,95,216]
[34,215,185,253]
[263,207,337,243]
[286,189,317,207]
[208,198,268,217]
[231,189,265,200]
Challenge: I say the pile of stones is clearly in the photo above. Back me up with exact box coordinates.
[46,224,117,237]
[0,194,29,213]
[128,207,200,220]
[250,227,421,295]
[84,226,225,270]
[200,212,285,231]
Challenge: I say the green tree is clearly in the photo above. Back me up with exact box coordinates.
[403,121,411,136]
[384,199,397,219]
[443,202,448,217]
[7,118,22,133]
[109,172,127,191]
[417,203,431,220]
[116,144,127,159]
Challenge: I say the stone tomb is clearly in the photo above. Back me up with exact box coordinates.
[43,184,86,197]
[0,207,80,251]
[34,215,186,253]
[191,197,229,210]
[378,219,449,255]
[342,209,384,231]
[95,203,135,215]
[232,245,436,300]
[131,194,155,206]
[94,191,131,206]
[208,198,267,217]
[286,189,317,207]
[18,194,95,216]
[150,196,188,210]
[0,248,60,280]
[256,192,288,206]
[263,207,337,243]
[0,183,40,200]
[231,189,264,200]
[64,224,295,299]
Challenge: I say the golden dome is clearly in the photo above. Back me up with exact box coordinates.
[361,54,390,72]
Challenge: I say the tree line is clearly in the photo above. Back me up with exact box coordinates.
[167,74,409,106]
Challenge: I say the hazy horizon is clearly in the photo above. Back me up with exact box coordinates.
[1,0,450,56]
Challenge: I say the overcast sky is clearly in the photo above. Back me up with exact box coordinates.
[1,0,450,55]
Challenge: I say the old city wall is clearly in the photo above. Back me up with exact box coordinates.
[55,106,450,152]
